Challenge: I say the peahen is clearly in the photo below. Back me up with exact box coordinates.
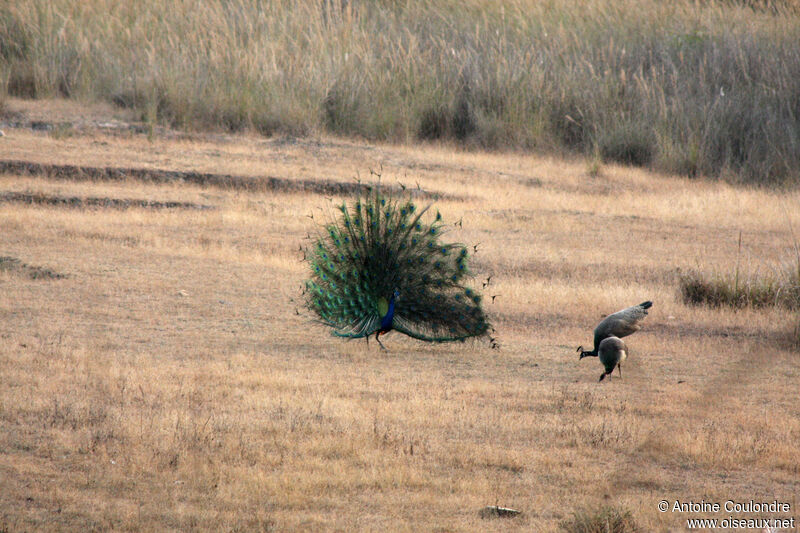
[304,185,489,349]
[577,301,652,359]
[596,336,628,382]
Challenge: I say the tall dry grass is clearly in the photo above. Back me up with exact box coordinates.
[1,0,800,185]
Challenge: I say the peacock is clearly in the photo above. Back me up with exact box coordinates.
[303,184,490,349]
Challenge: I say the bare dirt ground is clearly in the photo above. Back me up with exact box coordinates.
[1,98,798,531]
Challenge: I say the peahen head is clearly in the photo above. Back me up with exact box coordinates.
[577,345,596,359]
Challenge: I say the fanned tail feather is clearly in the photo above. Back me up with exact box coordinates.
[331,315,381,339]
[304,183,490,344]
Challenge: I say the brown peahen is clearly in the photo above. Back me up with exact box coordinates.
[596,336,628,382]
[577,300,652,359]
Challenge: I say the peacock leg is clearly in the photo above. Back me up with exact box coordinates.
[375,331,387,351]
[617,364,622,379]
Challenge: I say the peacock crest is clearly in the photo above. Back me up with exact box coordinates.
[304,184,490,347]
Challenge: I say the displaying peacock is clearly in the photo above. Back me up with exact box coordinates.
[304,184,490,349]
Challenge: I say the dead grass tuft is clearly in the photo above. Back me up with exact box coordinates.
[678,270,795,309]
[0,255,65,279]
[680,229,800,310]
[559,504,639,533]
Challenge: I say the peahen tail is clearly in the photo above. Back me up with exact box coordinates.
[304,184,489,343]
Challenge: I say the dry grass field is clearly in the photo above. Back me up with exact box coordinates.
[1,98,799,531]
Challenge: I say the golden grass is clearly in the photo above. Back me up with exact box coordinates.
[1,100,799,531]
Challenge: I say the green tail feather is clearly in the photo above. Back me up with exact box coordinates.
[304,184,490,343]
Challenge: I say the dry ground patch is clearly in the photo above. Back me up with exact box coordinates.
[1,100,799,531]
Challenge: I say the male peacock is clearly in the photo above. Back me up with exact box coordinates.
[304,185,490,349]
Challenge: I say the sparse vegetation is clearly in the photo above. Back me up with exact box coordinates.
[1,100,799,530]
[559,504,639,533]
[1,0,800,184]
[680,233,800,310]
[793,319,800,348]
[679,269,799,309]
[0,255,64,279]
[679,230,800,351]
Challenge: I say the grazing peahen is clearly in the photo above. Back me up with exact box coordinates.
[577,301,652,359]
[596,336,627,382]
[304,185,490,349]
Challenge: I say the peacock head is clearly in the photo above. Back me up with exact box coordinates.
[391,288,400,302]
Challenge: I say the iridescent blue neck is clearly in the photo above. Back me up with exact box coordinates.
[380,293,397,330]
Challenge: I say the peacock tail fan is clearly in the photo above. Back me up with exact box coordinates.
[304,184,490,343]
